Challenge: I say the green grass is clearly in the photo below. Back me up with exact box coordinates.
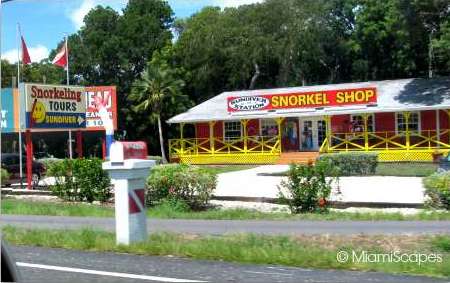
[2,225,449,278]
[3,199,450,220]
[259,162,438,177]
[375,162,438,177]
[197,165,257,174]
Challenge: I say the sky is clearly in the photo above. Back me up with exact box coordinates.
[1,0,262,63]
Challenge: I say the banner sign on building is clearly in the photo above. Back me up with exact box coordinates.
[227,87,377,112]
[23,84,86,129]
[0,89,17,133]
[85,86,117,131]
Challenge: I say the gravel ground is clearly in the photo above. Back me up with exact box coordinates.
[2,195,443,215]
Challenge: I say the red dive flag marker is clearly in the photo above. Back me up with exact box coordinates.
[128,189,145,214]
[52,40,68,68]
[21,36,31,65]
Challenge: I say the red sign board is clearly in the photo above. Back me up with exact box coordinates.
[85,86,117,131]
[227,87,377,112]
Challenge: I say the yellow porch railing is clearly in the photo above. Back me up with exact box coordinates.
[319,129,450,161]
[169,135,281,164]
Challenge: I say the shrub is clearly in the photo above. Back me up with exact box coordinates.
[423,171,450,210]
[317,152,378,176]
[146,164,216,210]
[48,158,111,203]
[278,161,339,213]
[38,158,63,175]
[1,168,10,185]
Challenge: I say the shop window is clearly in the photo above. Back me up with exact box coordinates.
[396,112,420,133]
[260,119,278,136]
[224,121,242,141]
[350,114,375,132]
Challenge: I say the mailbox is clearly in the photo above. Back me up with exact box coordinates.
[103,140,155,245]
[110,141,147,163]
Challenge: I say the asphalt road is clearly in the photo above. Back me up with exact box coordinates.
[2,215,450,235]
[9,245,448,283]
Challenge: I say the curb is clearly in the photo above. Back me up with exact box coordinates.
[2,190,424,209]
[212,196,424,209]
[1,189,53,196]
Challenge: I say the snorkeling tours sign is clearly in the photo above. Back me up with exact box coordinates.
[227,87,377,112]
[23,84,86,129]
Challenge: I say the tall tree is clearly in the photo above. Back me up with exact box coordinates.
[129,49,187,163]
[48,0,176,152]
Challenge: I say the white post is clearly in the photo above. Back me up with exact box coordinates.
[65,35,73,159]
[16,23,24,187]
[102,142,155,245]
[0,1,2,188]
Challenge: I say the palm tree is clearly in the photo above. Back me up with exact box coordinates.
[129,53,185,163]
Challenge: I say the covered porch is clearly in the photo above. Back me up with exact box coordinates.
[168,110,450,164]
[167,78,450,164]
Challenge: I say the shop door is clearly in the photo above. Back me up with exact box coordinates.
[282,118,299,152]
[300,118,326,151]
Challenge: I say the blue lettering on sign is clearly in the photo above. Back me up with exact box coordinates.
[26,112,86,129]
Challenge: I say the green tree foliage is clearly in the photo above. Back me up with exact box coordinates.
[48,0,175,153]
[10,0,448,155]
[174,0,450,104]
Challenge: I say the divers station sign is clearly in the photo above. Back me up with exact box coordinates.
[23,84,87,129]
[227,87,377,112]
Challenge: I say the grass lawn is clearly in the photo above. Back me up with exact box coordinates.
[259,162,438,177]
[3,225,449,278]
[3,199,450,221]
[375,162,438,177]
[198,164,257,174]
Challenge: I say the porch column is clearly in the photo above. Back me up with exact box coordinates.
[436,110,440,148]
[403,112,411,151]
[275,118,283,152]
[76,130,83,158]
[241,119,248,153]
[209,121,216,154]
[363,114,369,151]
[26,130,33,190]
[325,115,331,152]
[180,123,185,155]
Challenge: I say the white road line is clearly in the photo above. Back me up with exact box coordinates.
[244,270,293,276]
[16,262,207,283]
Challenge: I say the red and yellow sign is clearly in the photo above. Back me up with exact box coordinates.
[227,87,377,112]
[85,86,117,131]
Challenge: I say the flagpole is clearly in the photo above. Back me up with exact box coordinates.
[17,23,24,187]
[65,35,73,159]
[0,1,3,193]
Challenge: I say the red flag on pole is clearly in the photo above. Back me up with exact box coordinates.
[52,40,68,68]
[21,36,31,65]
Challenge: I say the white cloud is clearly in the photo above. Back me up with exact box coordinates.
[70,0,128,29]
[214,0,263,8]
[2,45,50,64]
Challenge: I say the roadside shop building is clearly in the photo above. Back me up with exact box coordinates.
[168,77,450,164]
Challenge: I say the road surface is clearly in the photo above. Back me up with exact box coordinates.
[2,215,450,235]
[10,245,447,283]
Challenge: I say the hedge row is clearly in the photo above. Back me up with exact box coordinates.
[317,152,378,176]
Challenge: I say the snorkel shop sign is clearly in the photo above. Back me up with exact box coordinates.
[24,84,87,129]
[227,87,377,112]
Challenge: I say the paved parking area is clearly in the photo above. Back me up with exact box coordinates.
[214,165,426,204]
